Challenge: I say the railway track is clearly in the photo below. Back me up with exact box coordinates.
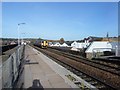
[92,57,120,67]
[47,48,120,76]
[0,44,18,55]
[49,47,120,70]
[32,45,120,89]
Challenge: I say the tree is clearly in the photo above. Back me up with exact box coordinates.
[59,38,64,44]
[38,38,43,40]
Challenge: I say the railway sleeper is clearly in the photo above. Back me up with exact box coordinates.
[80,75,87,78]
[74,81,89,89]
[89,81,98,85]
[49,47,120,76]
[95,84,106,89]
[33,46,117,89]
[84,78,92,82]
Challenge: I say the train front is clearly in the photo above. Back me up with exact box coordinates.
[41,40,48,48]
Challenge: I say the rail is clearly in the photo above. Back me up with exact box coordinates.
[32,45,120,89]
[0,44,18,55]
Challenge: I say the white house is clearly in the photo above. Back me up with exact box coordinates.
[110,42,120,56]
[78,43,90,48]
[71,47,80,51]
[71,41,90,49]
[71,41,79,48]
[60,43,68,47]
[10,41,16,45]
[85,41,118,59]
[48,42,52,46]
[53,42,61,47]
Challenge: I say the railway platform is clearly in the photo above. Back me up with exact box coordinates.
[24,45,78,89]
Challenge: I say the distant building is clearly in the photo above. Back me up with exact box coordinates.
[71,41,90,49]
[48,42,53,46]
[10,41,16,45]
[52,42,61,47]
[118,42,120,56]
[71,41,79,48]
[87,36,103,42]
[85,41,118,59]
[110,42,120,56]
[71,47,80,51]
[21,41,27,45]
[60,43,68,47]
[26,40,31,44]
[65,41,74,46]
[102,37,118,42]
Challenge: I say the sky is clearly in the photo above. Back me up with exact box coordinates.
[2,2,118,40]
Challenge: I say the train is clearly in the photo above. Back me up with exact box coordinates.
[34,40,48,48]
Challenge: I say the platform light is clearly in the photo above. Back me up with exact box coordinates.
[17,23,26,46]
[17,23,26,67]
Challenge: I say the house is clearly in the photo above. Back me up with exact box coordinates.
[48,42,53,47]
[10,41,16,45]
[71,41,78,48]
[78,43,90,49]
[118,42,120,56]
[48,42,61,47]
[65,41,74,47]
[60,43,68,47]
[53,42,61,47]
[85,41,118,59]
[71,41,90,49]
[110,42,120,56]
[71,47,80,51]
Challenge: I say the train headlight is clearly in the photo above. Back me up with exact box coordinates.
[41,43,43,45]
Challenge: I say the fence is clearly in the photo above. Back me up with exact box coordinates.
[2,45,25,89]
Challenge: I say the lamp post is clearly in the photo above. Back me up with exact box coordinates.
[17,23,25,67]
[21,33,25,45]
[17,23,25,46]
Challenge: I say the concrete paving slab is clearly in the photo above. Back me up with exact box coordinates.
[24,45,96,89]
[52,82,71,88]
[24,65,33,88]
[32,73,46,81]
[48,75,65,84]
[33,45,96,89]
[24,45,74,89]
[40,80,53,88]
